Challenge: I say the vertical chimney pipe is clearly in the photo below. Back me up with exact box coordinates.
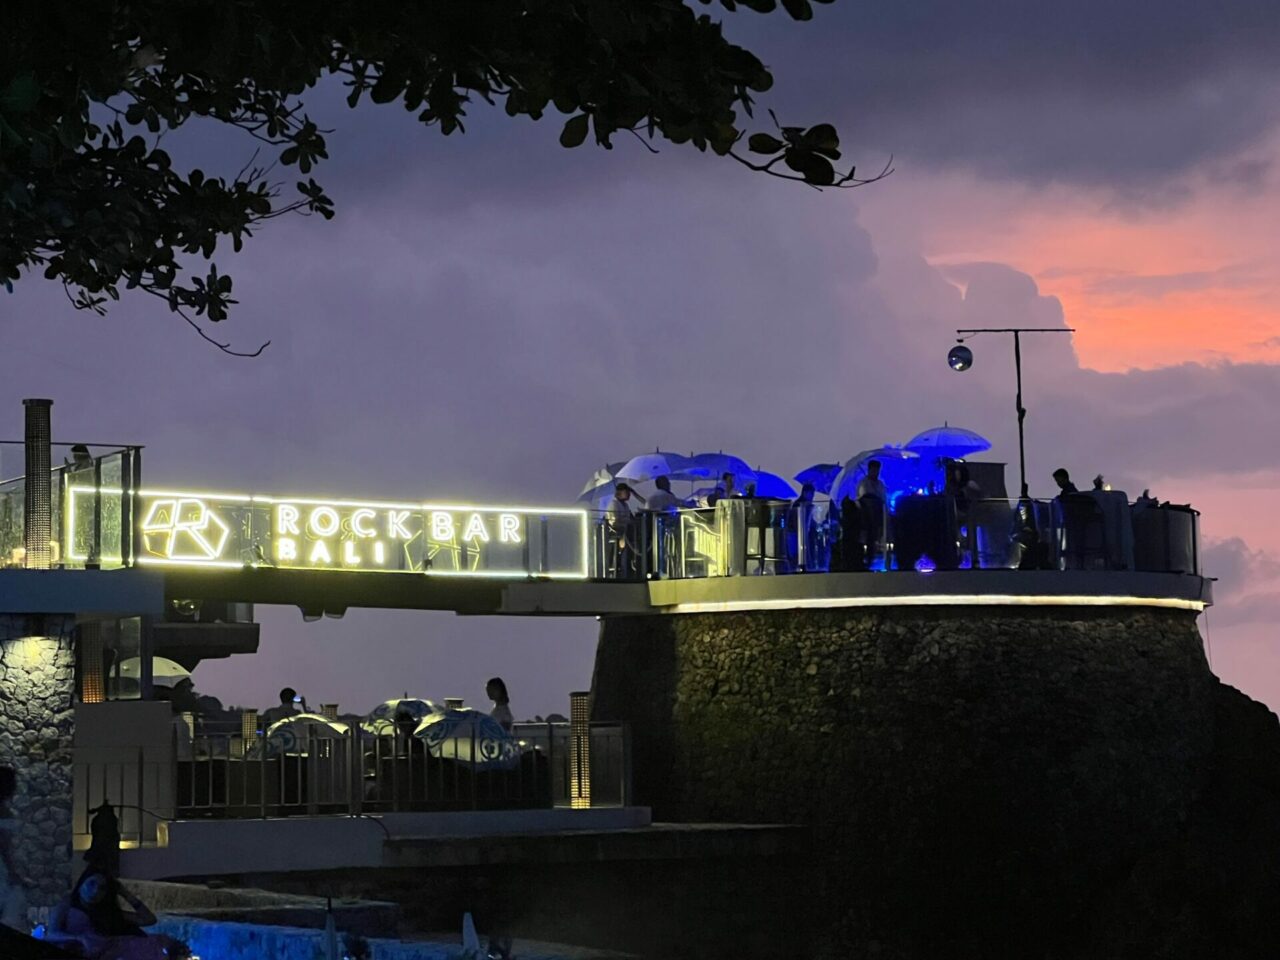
[23,398,53,569]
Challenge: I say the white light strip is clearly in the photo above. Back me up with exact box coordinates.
[667,594,1206,615]
[423,569,589,580]
[250,495,421,510]
[135,557,247,569]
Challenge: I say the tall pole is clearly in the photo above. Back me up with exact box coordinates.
[1014,331,1027,499]
[953,327,1074,500]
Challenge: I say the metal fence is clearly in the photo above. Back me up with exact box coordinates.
[589,494,1201,580]
[73,722,630,847]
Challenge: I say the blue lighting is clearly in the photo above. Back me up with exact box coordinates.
[915,554,936,574]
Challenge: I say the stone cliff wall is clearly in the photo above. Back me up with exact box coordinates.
[591,606,1280,957]
[0,620,75,914]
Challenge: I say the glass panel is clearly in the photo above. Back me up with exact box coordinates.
[104,617,143,701]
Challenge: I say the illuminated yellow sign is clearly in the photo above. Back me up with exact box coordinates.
[66,488,588,579]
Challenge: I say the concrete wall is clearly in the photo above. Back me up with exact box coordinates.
[120,807,651,880]
[592,606,1224,954]
[0,622,76,912]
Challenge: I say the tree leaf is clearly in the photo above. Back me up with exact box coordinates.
[747,133,784,154]
[559,113,590,148]
[0,74,39,114]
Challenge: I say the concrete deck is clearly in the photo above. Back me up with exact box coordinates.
[120,807,655,880]
[165,566,1211,617]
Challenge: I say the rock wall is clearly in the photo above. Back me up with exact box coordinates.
[592,606,1280,957]
[0,620,75,914]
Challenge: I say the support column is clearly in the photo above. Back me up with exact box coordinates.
[0,616,76,916]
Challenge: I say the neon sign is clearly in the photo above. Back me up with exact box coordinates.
[66,487,588,579]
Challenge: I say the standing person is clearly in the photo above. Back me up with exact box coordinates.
[0,766,26,929]
[1052,468,1079,496]
[260,687,305,730]
[605,483,637,578]
[645,476,680,578]
[721,472,739,498]
[790,483,817,572]
[856,461,888,564]
[486,678,514,733]
[856,460,887,504]
[646,476,680,513]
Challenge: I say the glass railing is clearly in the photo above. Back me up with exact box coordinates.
[588,493,1201,581]
[0,443,141,569]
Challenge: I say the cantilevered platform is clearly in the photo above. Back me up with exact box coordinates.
[164,567,1210,617]
[3,565,1212,622]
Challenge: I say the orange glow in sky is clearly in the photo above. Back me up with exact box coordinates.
[859,138,1280,372]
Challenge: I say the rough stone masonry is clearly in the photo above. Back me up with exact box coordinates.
[0,617,75,914]
[592,606,1280,958]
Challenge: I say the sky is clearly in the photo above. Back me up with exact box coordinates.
[2,1,1278,716]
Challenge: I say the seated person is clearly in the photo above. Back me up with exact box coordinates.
[48,868,188,959]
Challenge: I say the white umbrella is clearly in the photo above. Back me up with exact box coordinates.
[118,656,190,686]
[414,708,519,770]
[577,462,625,499]
[264,713,348,755]
[363,701,437,721]
[615,451,692,483]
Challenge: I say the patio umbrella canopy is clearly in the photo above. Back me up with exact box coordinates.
[117,656,190,686]
[905,423,992,462]
[414,708,519,770]
[831,447,920,503]
[676,452,758,483]
[578,463,623,495]
[750,471,798,499]
[615,451,692,482]
[576,463,626,510]
[794,463,843,495]
[264,713,349,755]
[364,698,439,731]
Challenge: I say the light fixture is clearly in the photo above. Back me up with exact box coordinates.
[947,344,974,372]
[950,327,1075,498]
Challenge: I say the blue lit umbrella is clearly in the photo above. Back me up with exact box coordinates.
[750,471,798,499]
[615,451,692,483]
[794,463,843,495]
[675,453,758,483]
[904,423,991,462]
[831,447,920,503]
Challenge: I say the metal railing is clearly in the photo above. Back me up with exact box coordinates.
[588,494,1201,580]
[73,722,631,846]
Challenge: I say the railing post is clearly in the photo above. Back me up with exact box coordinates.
[136,746,145,846]
[349,727,362,817]
[621,723,633,807]
[120,447,134,566]
[90,456,102,568]
[258,732,267,821]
